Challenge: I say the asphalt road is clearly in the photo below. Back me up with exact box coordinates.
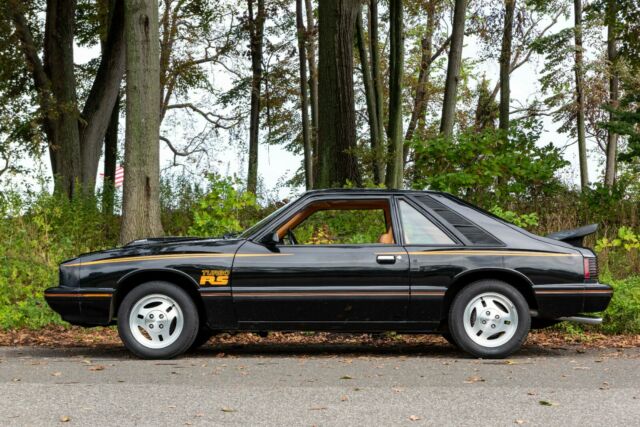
[1,343,639,426]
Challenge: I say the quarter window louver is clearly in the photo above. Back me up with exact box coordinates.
[413,195,502,246]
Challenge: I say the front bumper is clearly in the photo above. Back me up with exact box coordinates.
[533,282,613,318]
[44,287,114,326]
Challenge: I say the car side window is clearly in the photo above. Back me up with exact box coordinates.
[292,209,388,245]
[398,200,454,245]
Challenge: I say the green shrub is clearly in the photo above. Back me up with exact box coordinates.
[188,173,259,238]
[0,188,117,329]
[489,206,539,230]
[600,276,640,334]
[411,120,568,206]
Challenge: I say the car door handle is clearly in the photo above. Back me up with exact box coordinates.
[376,255,396,264]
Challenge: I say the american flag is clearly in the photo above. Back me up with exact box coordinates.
[100,166,124,188]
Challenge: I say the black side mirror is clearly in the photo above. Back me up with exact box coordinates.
[261,231,280,245]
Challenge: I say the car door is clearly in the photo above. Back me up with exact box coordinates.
[395,197,464,322]
[230,196,410,326]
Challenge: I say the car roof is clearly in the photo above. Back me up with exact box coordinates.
[300,188,441,197]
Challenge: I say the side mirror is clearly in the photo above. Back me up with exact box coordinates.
[261,231,280,245]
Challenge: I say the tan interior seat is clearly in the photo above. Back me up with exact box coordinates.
[378,229,394,244]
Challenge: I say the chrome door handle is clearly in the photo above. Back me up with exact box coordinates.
[376,255,396,264]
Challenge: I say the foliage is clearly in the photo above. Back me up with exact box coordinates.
[188,173,259,238]
[0,188,118,329]
[489,206,539,229]
[596,226,640,252]
[411,119,568,206]
[293,209,387,245]
[596,227,640,278]
[600,275,640,334]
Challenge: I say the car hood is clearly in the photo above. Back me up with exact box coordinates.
[61,237,247,267]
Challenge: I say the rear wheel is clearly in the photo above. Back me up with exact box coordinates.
[441,332,459,348]
[448,280,530,359]
[117,281,199,359]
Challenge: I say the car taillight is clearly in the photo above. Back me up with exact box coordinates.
[583,257,598,282]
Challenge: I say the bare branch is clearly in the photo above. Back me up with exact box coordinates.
[166,103,242,129]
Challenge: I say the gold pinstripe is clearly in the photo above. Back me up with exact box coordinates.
[67,253,292,267]
[44,293,112,298]
[377,250,579,257]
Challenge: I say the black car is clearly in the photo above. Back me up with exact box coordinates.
[45,189,612,359]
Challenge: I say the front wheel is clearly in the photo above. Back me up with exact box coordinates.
[448,280,530,359]
[117,281,199,359]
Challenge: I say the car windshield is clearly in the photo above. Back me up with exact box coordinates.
[239,199,295,238]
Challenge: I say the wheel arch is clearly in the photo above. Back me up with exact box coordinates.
[441,268,537,321]
[114,269,206,322]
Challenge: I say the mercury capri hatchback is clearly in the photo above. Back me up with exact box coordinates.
[45,189,612,359]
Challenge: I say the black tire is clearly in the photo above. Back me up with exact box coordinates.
[448,280,530,359]
[441,332,459,348]
[189,327,216,351]
[117,281,199,359]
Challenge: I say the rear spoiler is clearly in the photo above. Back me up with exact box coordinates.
[546,224,598,247]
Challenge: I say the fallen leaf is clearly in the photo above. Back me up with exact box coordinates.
[514,419,527,424]
[221,407,236,413]
[60,416,71,423]
[340,375,353,380]
[11,378,21,382]
[392,387,404,393]
[527,391,536,396]
[88,365,105,371]
[408,415,421,421]
[309,406,327,411]
[51,371,62,377]
[464,375,485,384]
[195,413,204,417]
[340,395,349,402]
[538,400,557,406]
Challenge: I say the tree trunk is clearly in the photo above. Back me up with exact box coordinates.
[246,0,265,194]
[369,0,385,184]
[120,0,164,244]
[404,0,438,163]
[80,0,126,192]
[317,0,361,188]
[296,0,313,189]
[102,94,119,216]
[385,0,404,189]
[499,0,516,133]
[604,0,619,187]
[356,7,381,185]
[440,0,467,137]
[44,0,82,197]
[304,0,320,186]
[9,0,127,199]
[574,0,589,189]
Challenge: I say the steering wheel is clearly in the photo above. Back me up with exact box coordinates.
[286,229,298,245]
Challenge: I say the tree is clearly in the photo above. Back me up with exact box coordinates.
[7,0,125,197]
[296,0,313,189]
[574,0,589,189]
[499,0,516,132]
[305,0,320,181]
[369,0,386,184]
[385,0,404,189]
[604,0,619,186]
[120,0,164,244]
[316,0,361,188]
[356,4,381,185]
[440,0,467,137]
[246,0,265,194]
